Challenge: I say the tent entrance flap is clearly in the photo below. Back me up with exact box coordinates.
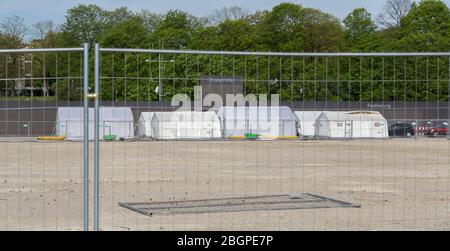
[345,120,352,138]
[148,111,221,140]
[218,106,299,139]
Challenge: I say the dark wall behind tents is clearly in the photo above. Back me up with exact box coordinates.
[0,101,448,137]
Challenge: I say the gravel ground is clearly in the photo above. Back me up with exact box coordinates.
[0,138,449,230]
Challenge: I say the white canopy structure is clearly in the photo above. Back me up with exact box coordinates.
[314,111,389,139]
[294,111,322,138]
[217,106,299,139]
[138,112,155,138]
[150,111,221,140]
[56,107,135,140]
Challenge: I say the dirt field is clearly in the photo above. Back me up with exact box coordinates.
[0,138,449,231]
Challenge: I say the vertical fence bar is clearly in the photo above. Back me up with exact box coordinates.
[82,43,89,231]
[94,43,100,231]
[158,53,162,102]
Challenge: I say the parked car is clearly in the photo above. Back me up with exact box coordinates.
[388,122,415,137]
[425,121,448,137]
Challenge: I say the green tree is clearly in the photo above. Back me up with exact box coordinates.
[104,7,134,28]
[215,19,259,51]
[137,10,162,33]
[153,10,203,49]
[0,34,22,49]
[398,0,450,51]
[301,8,344,52]
[259,3,343,52]
[61,4,107,44]
[189,26,220,50]
[259,3,306,51]
[100,17,149,48]
[344,8,377,42]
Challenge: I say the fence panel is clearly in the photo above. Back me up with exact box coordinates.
[0,46,88,230]
[94,47,450,230]
[3,45,449,231]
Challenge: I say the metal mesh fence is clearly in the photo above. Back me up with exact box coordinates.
[1,46,450,230]
[94,48,450,230]
[0,47,87,230]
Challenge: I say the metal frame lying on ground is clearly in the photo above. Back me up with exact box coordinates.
[118,193,360,216]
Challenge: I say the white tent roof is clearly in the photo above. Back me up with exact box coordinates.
[318,111,386,121]
[152,111,219,122]
[57,107,134,122]
[218,106,298,121]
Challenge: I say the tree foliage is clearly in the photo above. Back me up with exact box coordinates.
[398,0,450,51]
[1,1,450,102]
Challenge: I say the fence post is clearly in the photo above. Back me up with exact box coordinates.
[82,43,89,231]
[448,57,450,140]
[94,43,100,231]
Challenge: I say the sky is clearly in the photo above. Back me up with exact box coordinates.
[0,0,449,26]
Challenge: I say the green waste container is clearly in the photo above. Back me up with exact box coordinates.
[244,133,259,140]
[104,134,117,141]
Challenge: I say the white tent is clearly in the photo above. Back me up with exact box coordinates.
[138,112,154,138]
[314,111,389,139]
[294,111,322,138]
[56,107,135,140]
[217,106,299,139]
[150,111,221,140]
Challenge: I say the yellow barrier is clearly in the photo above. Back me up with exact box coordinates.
[37,136,66,141]
[226,136,246,139]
